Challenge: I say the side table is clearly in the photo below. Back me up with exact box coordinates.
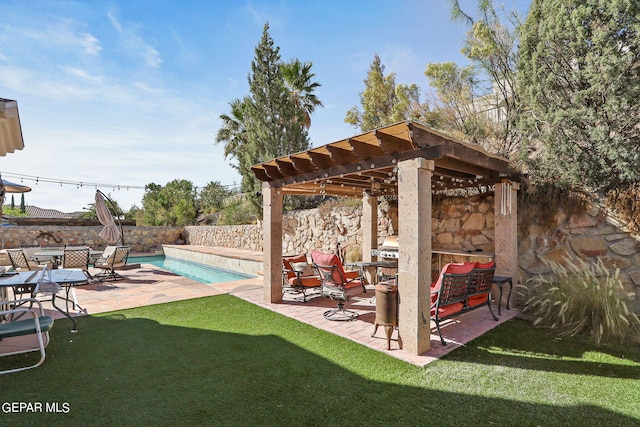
[492,276,513,315]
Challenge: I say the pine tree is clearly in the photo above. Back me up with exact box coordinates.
[518,0,640,190]
[216,23,310,215]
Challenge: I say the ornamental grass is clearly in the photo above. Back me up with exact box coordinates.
[523,257,640,344]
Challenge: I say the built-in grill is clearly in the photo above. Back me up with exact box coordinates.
[371,236,399,259]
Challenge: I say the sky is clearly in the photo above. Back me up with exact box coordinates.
[0,0,531,213]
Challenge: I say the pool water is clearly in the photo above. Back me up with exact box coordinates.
[128,255,253,284]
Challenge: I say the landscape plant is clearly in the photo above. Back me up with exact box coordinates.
[523,257,640,344]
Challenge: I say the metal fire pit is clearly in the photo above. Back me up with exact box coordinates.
[372,282,402,350]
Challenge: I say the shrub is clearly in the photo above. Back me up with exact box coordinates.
[216,198,257,225]
[523,257,640,345]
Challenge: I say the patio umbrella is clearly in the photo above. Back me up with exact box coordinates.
[0,174,31,216]
[1,178,32,193]
[95,190,123,244]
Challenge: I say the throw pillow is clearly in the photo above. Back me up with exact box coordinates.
[290,262,314,277]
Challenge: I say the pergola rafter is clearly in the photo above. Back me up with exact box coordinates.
[252,121,515,198]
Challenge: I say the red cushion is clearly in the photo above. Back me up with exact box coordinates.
[431,263,474,292]
[431,302,464,318]
[446,263,475,275]
[311,250,346,284]
[467,293,489,308]
[475,260,495,269]
[288,275,321,288]
[343,270,360,280]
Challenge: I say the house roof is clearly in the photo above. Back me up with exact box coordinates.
[1,205,74,219]
[252,121,515,198]
[0,98,25,156]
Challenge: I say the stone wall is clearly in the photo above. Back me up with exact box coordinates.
[185,205,367,259]
[0,226,183,252]
[519,201,640,312]
[184,193,639,312]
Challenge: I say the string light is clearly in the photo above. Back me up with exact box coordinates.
[1,171,240,193]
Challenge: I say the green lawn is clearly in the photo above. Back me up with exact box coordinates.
[1,294,638,426]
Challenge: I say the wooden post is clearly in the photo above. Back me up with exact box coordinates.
[262,182,283,303]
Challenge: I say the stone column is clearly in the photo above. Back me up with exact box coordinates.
[262,182,283,303]
[361,191,378,284]
[397,158,434,355]
[494,180,519,303]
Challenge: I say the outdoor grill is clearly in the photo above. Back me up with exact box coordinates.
[371,236,399,259]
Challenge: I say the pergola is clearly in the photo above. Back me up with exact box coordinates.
[253,121,519,355]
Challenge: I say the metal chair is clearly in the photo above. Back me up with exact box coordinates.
[0,293,54,375]
[282,254,322,302]
[62,247,90,273]
[60,247,92,313]
[94,246,130,281]
[6,249,47,272]
[311,250,366,321]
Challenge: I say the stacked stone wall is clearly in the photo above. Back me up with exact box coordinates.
[519,202,640,312]
[185,194,639,312]
[1,226,182,252]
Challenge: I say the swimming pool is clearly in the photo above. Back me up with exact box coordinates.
[128,255,254,284]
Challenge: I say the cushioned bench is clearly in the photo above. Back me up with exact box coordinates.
[430,262,498,345]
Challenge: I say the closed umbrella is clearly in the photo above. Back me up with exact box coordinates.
[95,190,123,244]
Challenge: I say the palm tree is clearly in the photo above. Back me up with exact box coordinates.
[280,59,323,128]
[216,96,250,165]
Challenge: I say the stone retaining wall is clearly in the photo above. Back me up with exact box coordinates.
[519,202,640,312]
[0,226,183,252]
[185,193,639,311]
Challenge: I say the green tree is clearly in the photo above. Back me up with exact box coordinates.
[518,0,640,190]
[281,58,323,129]
[422,0,522,157]
[345,55,425,133]
[345,55,398,132]
[79,193,125,220]
[424,61,495,146]
[2,207,28,217]
[199,181,233,214]
[216,23,311,215]
[20,193,25,213]
[137,180,197,226]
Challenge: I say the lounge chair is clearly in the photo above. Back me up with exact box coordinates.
[311,250,366,321]
[94,246,130,281]
[0,291,54,374]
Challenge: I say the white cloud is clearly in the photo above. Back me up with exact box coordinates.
[106,10,163,69]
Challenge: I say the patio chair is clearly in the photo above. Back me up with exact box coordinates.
[62,247,91,274]
[0,293,55,375]
[282,254,322,302]
[311,250,366,321]
[6,248,48,272]
[94,246,130,281]
[59,247,92,312]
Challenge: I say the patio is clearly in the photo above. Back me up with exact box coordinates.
[1,249,519,367]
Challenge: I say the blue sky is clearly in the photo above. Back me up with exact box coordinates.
[0,0,530,213]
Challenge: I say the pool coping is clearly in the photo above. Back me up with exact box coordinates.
[162,245,263,277]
